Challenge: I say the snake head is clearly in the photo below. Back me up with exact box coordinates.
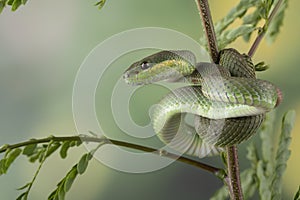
[123,50,196,85]
[123,59,155,85]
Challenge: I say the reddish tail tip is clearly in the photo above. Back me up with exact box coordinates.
[275,88,283,107]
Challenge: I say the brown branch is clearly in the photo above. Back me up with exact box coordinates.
[0,135,223,177]
[226,146,243,200]
[195,0,219,63]
[195,1,243,199]
[248,0,284,57]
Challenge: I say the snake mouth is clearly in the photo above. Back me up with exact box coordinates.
[275,87,283,107]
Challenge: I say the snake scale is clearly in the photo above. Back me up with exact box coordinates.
[123,48,282,158]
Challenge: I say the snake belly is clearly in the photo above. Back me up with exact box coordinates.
[124,48,281,158]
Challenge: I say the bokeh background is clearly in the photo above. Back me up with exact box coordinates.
[0,0,299,199]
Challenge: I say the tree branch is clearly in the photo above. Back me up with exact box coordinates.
[195,0,219,63]
[195,1,244,199]
[226,146,243,200]
[0,135,224,177]
[248,0,283,57]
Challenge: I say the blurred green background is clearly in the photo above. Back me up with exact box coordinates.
[0,0,299,199]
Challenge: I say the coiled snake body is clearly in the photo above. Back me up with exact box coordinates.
[123,48,281,158]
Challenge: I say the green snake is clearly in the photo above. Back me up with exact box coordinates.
[123,48,282,158]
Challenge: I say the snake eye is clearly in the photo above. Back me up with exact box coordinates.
[141,61,150,70]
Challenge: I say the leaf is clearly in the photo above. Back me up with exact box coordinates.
[0,159,6,175]
[242,9,261,41]
[75,140,82,146]
[0,144,9,152]
[259,0,273,19]
[246,142,258,166]
[209,184,228,200]
[244,144,260,200]
[271,110,295,200]
[219,25,256,49]
[94,0,106,10]
[241,169,257,199]
[201,0,284,49]
[243,8,261,25]
[294,186,300,200]
[64,166,78,192]
[23,144,37,156]
[29,149,43,163]
[45,142,61,158]
[12,0,22,11]
[48,190,56,200]
[77,153,92,174]
[0,1,5,14]
[257,160,272,200]
[38,148,46,162]
[260,112,276,165]
[214,0,258,34]
[255,61,269,71]
[60,141,71,159]
[58,185,65,200]
[16,192,26,200]
[7,0,13,5]
[266,0,288,43]
[4,148,22,172]
[21,0,27,5]
[17,182,31,190]
[48,165,79,200]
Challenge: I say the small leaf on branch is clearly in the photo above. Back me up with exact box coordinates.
[45,142,61,158]
[255,61,269,71]
[0,159,6,175]
[0,1,5,14]
[64,166,78,192]
[23,144,37,156]
[257,160,272,200]
[75,140,82,146]
[0,144,9,152]
[60,141,71,159]
[16,192,26,200]
[58,184,66,200]
[209,184,228,200]
[77,153,92,174]
[271,110,295,199]
[218,25,256,49]
[294,186,300,200]
[0,148,21,175]
[266,0,289,43]
[17,182,31,190]
[7,0,13,5]
[6,148,22,166]
[12,0,22,11]
[29,149,43,163]
[260,112,276,164]
[241,169,257,199]
[246,143,258,168]
[94,0,106,10]
[242,9,261,41]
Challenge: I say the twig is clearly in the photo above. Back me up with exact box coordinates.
[0,135,224,177]
[195,0,219,63]
[248,0,283,57]
[23,140,55,199]
[226,146,243,200]
[195,0,244,199]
